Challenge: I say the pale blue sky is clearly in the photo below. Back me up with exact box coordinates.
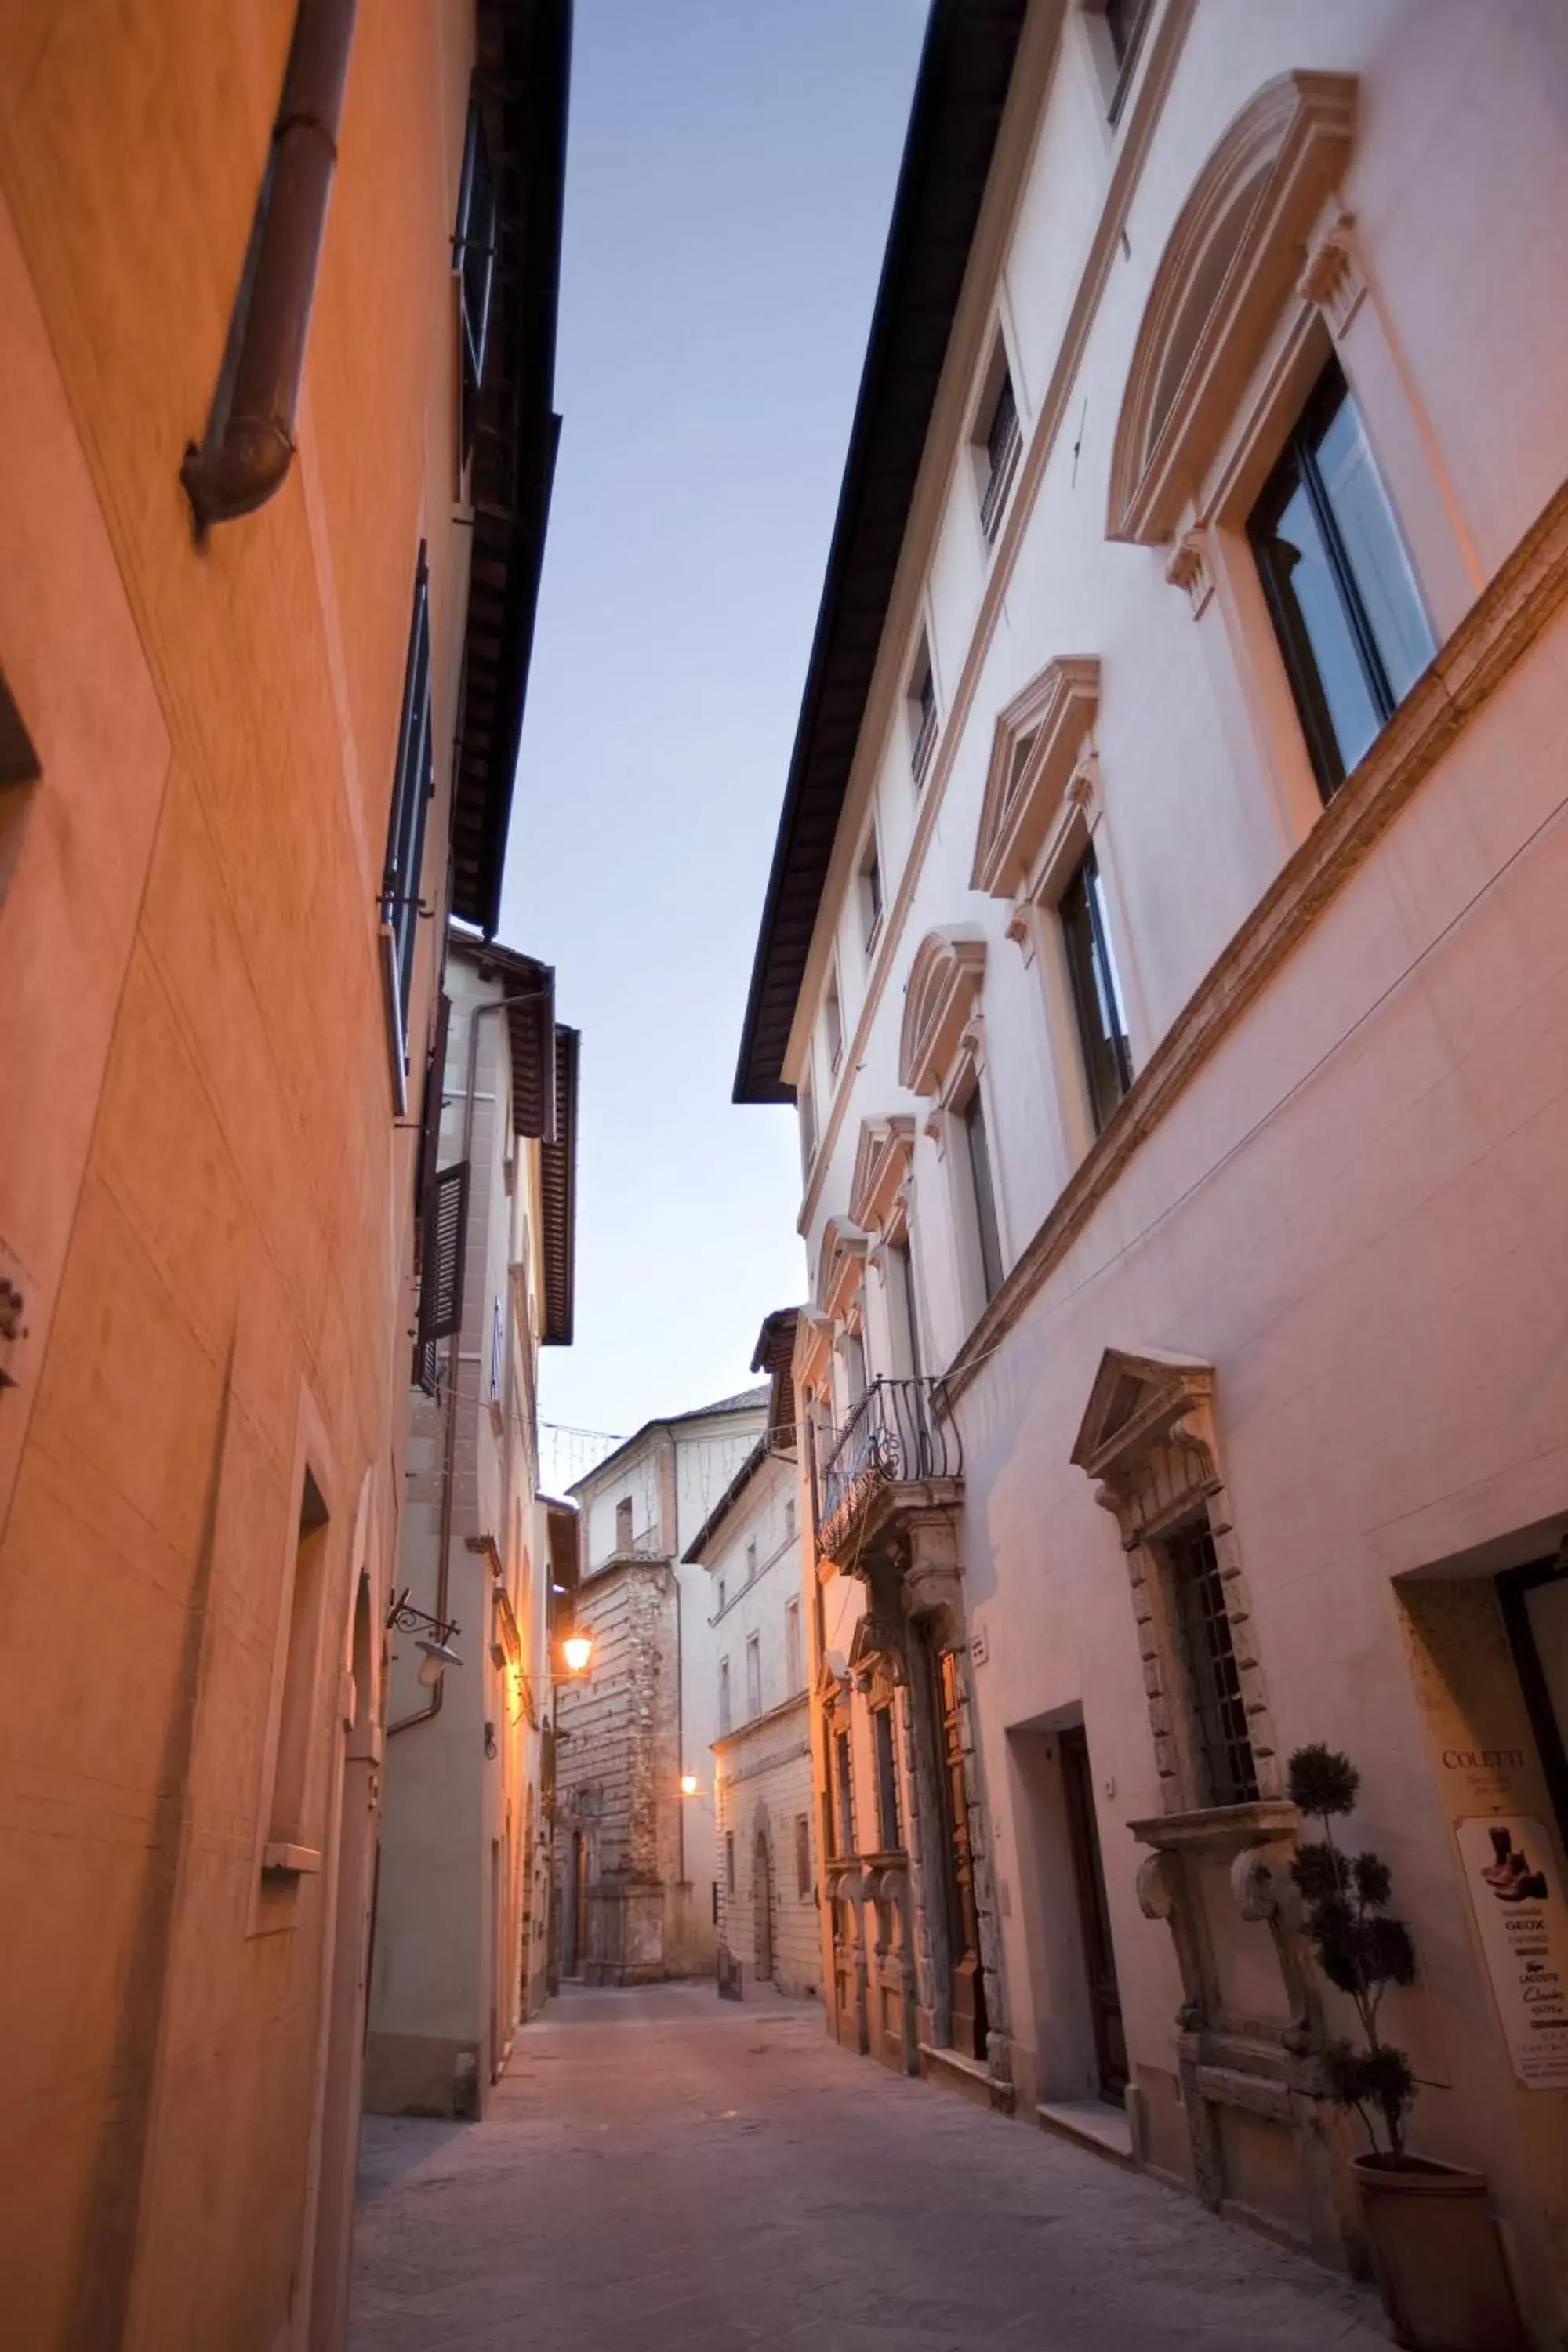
[503,1,926,1458]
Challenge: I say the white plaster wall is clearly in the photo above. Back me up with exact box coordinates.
[783,0,1568,2323]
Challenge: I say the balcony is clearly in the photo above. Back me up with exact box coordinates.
[813,1377,962,1570]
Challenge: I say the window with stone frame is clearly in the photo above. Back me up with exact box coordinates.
[1071,1349,1279,1817]
[746,1632,762,1721]
[1160,1514,1258,1807]
[615,1495,633,1552]
[795,1813,812,1899]
[784,1596,802,1695]
[718,1656,731,1736]
[725,1831,735,1896]
[833,1727,857,1857]
[871,1701,902,1853]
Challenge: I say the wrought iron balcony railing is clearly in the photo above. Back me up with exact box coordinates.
[814,1376,961,1559]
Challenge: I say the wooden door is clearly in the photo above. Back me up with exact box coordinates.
[937,1646,988,2063]
[753,1832,774,1980]
[1060,1725,1128,2100]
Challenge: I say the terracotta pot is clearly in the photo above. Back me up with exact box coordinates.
[1352,2154,1526,2352]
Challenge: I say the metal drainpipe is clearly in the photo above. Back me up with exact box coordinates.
[390,985,548,1737]
[180,0,358,532]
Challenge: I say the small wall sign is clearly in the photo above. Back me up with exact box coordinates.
[1455,1815,1568,2090]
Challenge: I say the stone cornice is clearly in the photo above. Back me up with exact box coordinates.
[943,470,1568,1406]
[794,0,1199,1237]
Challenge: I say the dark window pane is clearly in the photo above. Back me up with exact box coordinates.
[1165,1519,1258,1808]
[1253,469,1381,790]
[873,1707,902,1851]
[1060,848,1132,1134]
[1315,394,1433,704]
[1250,361,1432,803]
[964,1091,1004,1302]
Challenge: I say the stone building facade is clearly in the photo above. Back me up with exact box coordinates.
[688,1313,822,2001]
[554,1390,769,1982]
[366,934,579,2118]
[737,2,1568,2342]
[0,2,568,2343]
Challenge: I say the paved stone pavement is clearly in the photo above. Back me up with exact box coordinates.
[349,1981,1390,2351]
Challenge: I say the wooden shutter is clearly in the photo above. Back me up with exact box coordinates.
[417,1160,470,1344]
[413,993,452,1250]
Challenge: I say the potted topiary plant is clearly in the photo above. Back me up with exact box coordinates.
[1287,1745,1526,2352]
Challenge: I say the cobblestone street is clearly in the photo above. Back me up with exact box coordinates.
[349,1984,1389,2351]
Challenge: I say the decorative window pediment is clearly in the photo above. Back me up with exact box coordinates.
[1070,1345,1216,1512]
[848,1115,916,1236]
[898,929,987,1098]
[970,658,1100,899]
[818,1218,869,1323]
[1107,70,1357,546]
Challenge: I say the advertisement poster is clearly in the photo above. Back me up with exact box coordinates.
[1455,1816,1568,2090]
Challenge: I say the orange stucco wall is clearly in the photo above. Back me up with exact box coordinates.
[0,5,477,2344]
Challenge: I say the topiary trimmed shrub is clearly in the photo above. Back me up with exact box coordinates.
[1287,1744,1417,2157]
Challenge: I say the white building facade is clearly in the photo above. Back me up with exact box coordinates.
[737,2,1568,2339]
[556,1388,770,1982]
[687,1313,822,2001]
[367,932,579,2117]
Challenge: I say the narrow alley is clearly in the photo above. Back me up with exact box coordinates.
[350,1986,1386,2352]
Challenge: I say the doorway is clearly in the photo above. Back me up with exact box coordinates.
[753,1829,775,1981]
[933,1641,988,2063]
[1059,1725,1127,2102]
[563,1828,589,1980]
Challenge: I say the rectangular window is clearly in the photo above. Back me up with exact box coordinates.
[1060,844,1133,1135]
[798,1070,817,1181]
[909,650,938,784]
[979,367,1021,541]
[858,834,884,952]
[488,1294,504,1402]
[784,1597,802,1694]
[1164,1516,1258,1808]
[1249,358,1433,803]
[962,1091,1004,1304]
[746,1537,757,1581]
[1104,0,1149,68]
[717,1576,727,1616]
[833,1728,856,1857]
[746,1633,762,1720]
[891,1239,922,1377]
[784,1496,797,1544]
[380,548,434,1065]
[725,1831,736,1895]
[718,1657,731,1735]
[823,969,843,1074]
[454,92,498,458]
[615,1496,633,1552]
[264,1471,330,1871]
[873,1705,902,1852]
[795,1813,812,1899]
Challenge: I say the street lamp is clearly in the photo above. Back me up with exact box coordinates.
[387,1589,462,1687]
[679,1772,700,1797]
[561,1631,593,1676]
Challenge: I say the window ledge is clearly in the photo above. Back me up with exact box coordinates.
[262,1842,323,1877]
[1128,1799,1296,1856]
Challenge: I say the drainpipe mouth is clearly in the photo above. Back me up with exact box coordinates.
[181,420,296,539]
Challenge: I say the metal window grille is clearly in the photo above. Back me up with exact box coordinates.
[1165,1517,1258,1807]
[979,371,1021,539]
[416,1160,470,1345]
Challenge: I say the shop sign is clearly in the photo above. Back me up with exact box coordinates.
[1455,1815,1568,2090]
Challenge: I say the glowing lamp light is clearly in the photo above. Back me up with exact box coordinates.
[561,1632,594,1675]
[679,1772,700,1797]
